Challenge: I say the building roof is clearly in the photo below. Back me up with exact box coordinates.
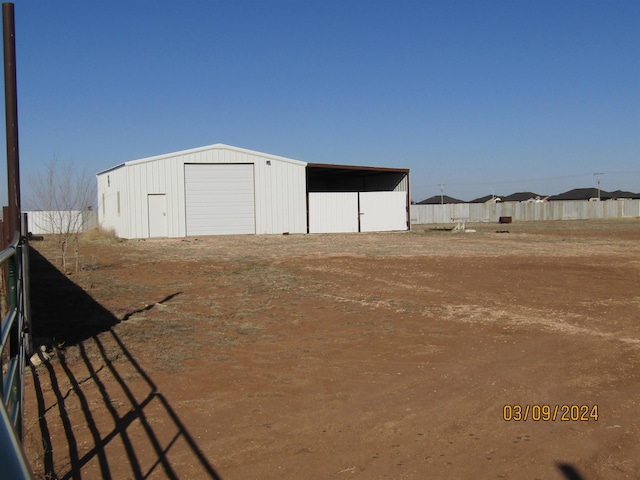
[417,195,465,204]
[470,194,503,203]
[97,143,412,179]
[608,190,640,199]
[96,143,307,176]
[548,188,612,201]
[501,191,545,202]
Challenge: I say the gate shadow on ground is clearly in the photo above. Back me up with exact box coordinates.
[557,463,586,480]
[28,246,222,479]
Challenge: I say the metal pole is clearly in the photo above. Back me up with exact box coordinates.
[594,172,603,201]
[20,212,31,356]
[3,2,21,238]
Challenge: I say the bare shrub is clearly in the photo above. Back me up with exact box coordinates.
[27,158,96,272]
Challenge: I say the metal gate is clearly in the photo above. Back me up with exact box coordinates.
[308,191,408,233]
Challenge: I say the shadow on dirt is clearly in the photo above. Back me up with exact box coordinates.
[29,247,119,346]
[122,292,183,321]
[28,246,221,479]
[557,463,586,480]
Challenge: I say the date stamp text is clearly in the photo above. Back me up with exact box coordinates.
[503,404,598,422]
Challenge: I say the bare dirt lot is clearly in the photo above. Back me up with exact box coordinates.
[24,219,640,479]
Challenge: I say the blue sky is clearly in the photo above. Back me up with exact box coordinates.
[2,0,638,204]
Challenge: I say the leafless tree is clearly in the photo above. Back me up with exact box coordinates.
[28,157,96,272]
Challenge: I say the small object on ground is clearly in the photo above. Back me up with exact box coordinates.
[431,227,454,231]
[30,345,52,367]
[496,230,510,234]
[452,217,469,231]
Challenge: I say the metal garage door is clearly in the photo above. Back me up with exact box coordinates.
[185,164,255,235]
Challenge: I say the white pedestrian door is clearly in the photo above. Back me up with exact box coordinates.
[148,194,168,237]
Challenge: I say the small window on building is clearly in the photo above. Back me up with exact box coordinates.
[117,191,121,216]
[102,193,105,216]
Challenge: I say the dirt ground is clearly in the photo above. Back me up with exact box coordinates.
[22,219,640,480]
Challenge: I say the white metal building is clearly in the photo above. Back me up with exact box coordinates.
[97,144,409,238]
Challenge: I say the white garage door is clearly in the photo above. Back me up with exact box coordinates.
[185,164,255,235]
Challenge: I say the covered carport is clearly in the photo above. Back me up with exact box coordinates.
[306,164,410,233]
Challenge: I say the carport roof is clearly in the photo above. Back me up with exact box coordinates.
[306,163,410,194]
[307,163,409,178]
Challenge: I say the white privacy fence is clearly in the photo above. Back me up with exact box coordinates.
[410,199,640,225]
[24,210,98,234]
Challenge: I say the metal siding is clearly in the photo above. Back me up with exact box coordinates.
[119,168,130,236]
[254,157,307,234]
[185,164,256,235]
[308,192,359,233]
[393,176,409,192]
[359,191,408,232]
[97,166,132,238]
[254,158,269,233]
[130,166,144,237]
[25,211,94,234]
[100,144,308,238]
[169,157,182,237]
[125,156,181,238]
[410,199,640,224]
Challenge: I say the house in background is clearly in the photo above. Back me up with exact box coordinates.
[470,194,503,204]
[416,195,465,205]
[548,188,612,201]
[501,192,547,202]
[605,190,640,200]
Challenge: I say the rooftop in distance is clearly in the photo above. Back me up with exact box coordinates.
[416,188,640,204]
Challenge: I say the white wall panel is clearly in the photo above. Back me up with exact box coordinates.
[254,158,307,234]
[25,210,96,235]
[97,165,131,238]
[308,192,358,233]
[359,191,408,232]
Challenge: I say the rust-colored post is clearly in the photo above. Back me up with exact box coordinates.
[3,2,21,238]
[1,205,7,310]
[1,205,7,249]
